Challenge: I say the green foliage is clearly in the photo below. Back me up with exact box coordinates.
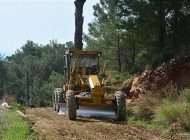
[180,104,190,131]
[1,40,68,107]
[165,89,179,102]
[85,0,190,73]
[135,94,161,120]
[127,89,190,132]
[1,110,29,140]
[0,109,42,140]
[154,89,190,131]
[178,89,190,131]
[128,116,171,133]
[179,89,190,103]
[0,57,7,97]
[154,102,183,125]
[105,71,130,86]
[39,71,64,106]
[11,102,21,110]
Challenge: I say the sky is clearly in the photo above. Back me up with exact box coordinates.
[0,0,99,56]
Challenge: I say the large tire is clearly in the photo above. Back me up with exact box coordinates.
[57,105,60,113]
[54,104,57,111]
[115,91,126,121]
[66,90,76,120]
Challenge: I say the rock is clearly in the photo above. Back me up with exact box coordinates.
[130,77,144,96]
[120,78,133,97]
[1,102,11,109]
[16,110,27,118]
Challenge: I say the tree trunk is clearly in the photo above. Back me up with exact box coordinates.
[26,71,30,105]
[74,0,86,50]
[117,30,122,72]
[131,30,136,67]
[172,0,180,56]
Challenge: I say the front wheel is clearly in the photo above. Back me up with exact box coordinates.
[115,91,126,121]
[66,90,76,120]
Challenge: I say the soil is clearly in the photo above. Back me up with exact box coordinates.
[121,56,190,98]
[25,107,171,140]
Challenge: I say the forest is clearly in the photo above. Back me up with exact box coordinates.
[0,0,190,106]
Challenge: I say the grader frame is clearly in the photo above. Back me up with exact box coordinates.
[54,50,126,121]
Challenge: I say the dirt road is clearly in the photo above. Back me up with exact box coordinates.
[25,108,174,140]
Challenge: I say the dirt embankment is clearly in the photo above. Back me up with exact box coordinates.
[121,56,190,98]
[26,108,171,140]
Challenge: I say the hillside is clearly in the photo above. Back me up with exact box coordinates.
[122,56,190,98]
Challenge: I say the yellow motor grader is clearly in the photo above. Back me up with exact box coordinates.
[53,50,126,121]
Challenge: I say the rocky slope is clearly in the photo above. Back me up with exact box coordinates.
[122,56,190,98]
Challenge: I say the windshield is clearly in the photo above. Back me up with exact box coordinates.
[71,54,98,68]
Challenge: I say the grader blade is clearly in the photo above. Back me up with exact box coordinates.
[58,104,116,119]
[58,103,67,115]
[77,106,115,119]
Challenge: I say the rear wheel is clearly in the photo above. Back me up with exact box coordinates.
[54,104,57,111]
[66,90,76,120]
[115,91,126,121]
[57,105,60,113]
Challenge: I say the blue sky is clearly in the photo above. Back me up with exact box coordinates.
[0,0,99,56]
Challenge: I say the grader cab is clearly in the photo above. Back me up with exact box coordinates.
[53,50,126,121]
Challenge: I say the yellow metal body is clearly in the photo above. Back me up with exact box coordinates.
[89,75,104,104]
[63,50,113,107]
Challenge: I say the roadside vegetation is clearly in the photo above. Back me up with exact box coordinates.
[126,89,190,134]
[0,103,41,140]
[154,89,190,131]
[105,71,132,87]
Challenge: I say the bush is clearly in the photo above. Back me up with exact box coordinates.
[128,89,190,132]
[128,116,171,132]
[180,104,190,131]
[3,94,16,104]
[1,110,30,140]
[11,102,21,110]
[165,90,178,102]
[154,102,183,124]
[104,71,131,86]
[135,93,161,120]
[154,102,190,131]
[154,90,190,132]
[179,89,190,131]
[1,109,41,140]
[179,89,190,103]
[105,80,111,86]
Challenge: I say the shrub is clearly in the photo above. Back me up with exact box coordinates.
[180,104,190,131]
[165,90,178,102]
[178,89,190,131]
[104,71,131,86]
[3,94,16,104]
[135,94,161,120]
[154,102,183,125]
[105,80,111,86]
[179,89,190,103]
[11,102,21,110]
[1,109,41,140]
[154,98,190,131]
[128,116,171,132]
[1,110,30,140]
